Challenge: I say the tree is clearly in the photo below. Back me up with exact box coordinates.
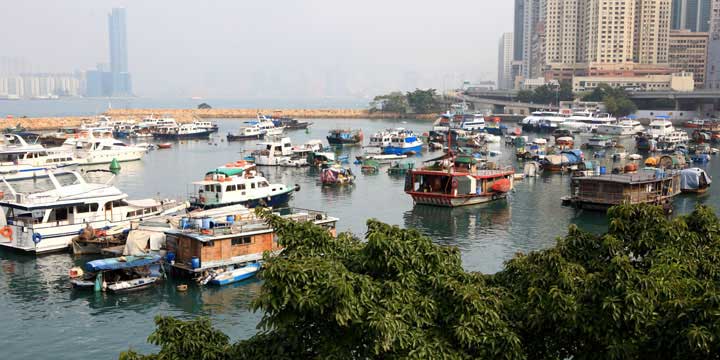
[406,88,440,114]
[197,103,212,109]
[369,92,407,114]
[516,89,534,103]
[125,204,720,359]
[580,84,638,117]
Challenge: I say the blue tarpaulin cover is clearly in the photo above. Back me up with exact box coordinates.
[85,255,162,272]
[680,168,712,190]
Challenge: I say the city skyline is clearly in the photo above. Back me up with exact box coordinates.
[0,1,514,98]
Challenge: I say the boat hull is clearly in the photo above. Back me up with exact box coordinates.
[227,133,264,141]
[327,137,361,145]
[383,144,423,155]
[408,192,507,207]
[189,190,292,210]
[152,131,213,140]
[208,264,261,286]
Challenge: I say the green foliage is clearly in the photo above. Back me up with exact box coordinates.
[369,92,408,114]
[580,84,638,117]
[406,88,441,114]
[126,204,720,359]
[197,103,212,109]
[515,81,574,105]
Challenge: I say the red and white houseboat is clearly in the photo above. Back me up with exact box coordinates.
[404,154,514,207]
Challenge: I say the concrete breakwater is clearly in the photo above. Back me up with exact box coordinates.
[6,108,435,130]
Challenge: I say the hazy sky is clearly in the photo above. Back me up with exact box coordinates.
[1,0,513,98]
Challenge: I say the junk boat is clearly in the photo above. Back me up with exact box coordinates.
[166,207,338,285]
[562,169,681,211]
[189,163,297,210]
[0,171,186,253]
[320,164,355,185]
[327,129,363,145]
[404,152,514,207]
[680,168,712,194]
[70,254,163,293]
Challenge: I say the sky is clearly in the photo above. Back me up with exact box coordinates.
[0,0,514,99]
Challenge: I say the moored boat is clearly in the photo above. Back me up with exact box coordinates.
[327,129,363,145]
[70,254,163,292]
[383,130,423,155]
[320,165,356,185]
[227,125,265,141]
[680,168,712,193]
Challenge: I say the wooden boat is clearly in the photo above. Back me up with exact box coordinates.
[387,161,415,175]
[562,169,681,211]
[320,165,355,185]
[107,277,159,293]
[405,153,514,207]
[680,168,712,193]
[208,263,261,286]
[157,143,172,149]
[327,129,363,145]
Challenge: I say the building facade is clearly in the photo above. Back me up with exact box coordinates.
[672,0,712,32]
[108,8,132,96]
[498,33,515,90]
[668,29,708,88]
[572,72,695,92]
[707,0,720,89]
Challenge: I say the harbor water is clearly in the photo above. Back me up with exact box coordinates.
[1,118,718,359]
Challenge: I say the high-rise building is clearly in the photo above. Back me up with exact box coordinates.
[544,0,580,65]
[668,29,708,88]
[706,0,720,88]
[498,33,515,90]
[634,0,672,64]
[519,0,545,78]
[582,0,636,64]
[108,8,132,96]
[672,0,712,32]
[514,0,526,61]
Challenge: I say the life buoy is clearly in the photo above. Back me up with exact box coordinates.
[451,178,458,190]
[0,226,12,239]
[32,232,42,244]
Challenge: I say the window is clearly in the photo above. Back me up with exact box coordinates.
[215,185,221,192]
[231,236,252,246]
[203,241,215,247]
[75,204,91,213]
[226,185,236,192]
[238,184,246,190]
[50,208,69,221]
[251,183,256,189]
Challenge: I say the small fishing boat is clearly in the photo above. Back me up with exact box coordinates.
[384,130,423,155]
[157,143,172,149]
[586,135,615,148]
[208,263,261,286]
[356,153,407,164]
[387,161,414,175]
[227,126,265,141]
[70,254,163,293]
[680,168,712,193]
[364,129,397,154]
[327,129,363,145]
[320,165,356,185]
[361,160,380,173]
[108,277,159,293]
[152,123,213,139]
[541,149,585,172]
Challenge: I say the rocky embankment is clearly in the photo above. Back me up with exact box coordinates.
[9,109,435,130]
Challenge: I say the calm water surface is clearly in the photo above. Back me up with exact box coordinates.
[1,118,718,359]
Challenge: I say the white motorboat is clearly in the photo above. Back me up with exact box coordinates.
[190,165,296,210]
[596,120,644,136]
[192,119,219,133]
[251,137,294,166]
[460,113,486,131]
[357,154,408,164]
[227,125,265,141]
[0,171,187,253]
[152,123,213,139]
[60,131,147,165]
[256,115,285,136]
[560,111,616,132]
[364,129,397,154]
[647,119,677,138]
[0,134,79,181]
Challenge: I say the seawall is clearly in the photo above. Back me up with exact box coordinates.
[5,109,436,130]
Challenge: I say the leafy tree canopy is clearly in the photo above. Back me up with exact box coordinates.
[369,91,408,114]
[515,81,574,105]
[580,84,638,117]
[406,88,441,114]
[123,204,720,359]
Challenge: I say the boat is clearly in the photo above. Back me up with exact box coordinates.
[165,207,338,284]
[0,134,79,181]
[189,164,297,210]
[60,131,147,165]
[0,171,186,253]
[516,138,548,160]
[562,169,681,212]
[596,120,644,136]
[520,111,564,131]
[265,113,312,130]
[70,254,162,292]
[152,123,213,139]
[356,154,407,164]
[586,135,615,148]
[320,165,355,185]
[383,130,423,155]
[541,149,585,172]
[361,160,380,173]
[251,137,294,166]
[646,118,678,138]
[364,129,397,154]
[460,113,486,131]
[404,153,514,207]
[327,129,363,145]
[157,143,172,149]
[680,168,712,193]
[227,125,265,141]
[192,119,219,133]
[684,119,719,129]
[560,111,616,133]
[555,136,574,149]
[208,263,262,286]
[283,140,325,167]
[387,161,414,175]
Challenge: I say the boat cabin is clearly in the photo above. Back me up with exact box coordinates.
[564,170,680,211]
[166,208,338,274]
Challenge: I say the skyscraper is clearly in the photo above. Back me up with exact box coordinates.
[108,8,132,96]
[514,0,525,61]
[672,0,712,32]
[706,0,720,88]
[497,33,515,90]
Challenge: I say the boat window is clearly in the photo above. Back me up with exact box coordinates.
[215,184,221,192]
[48,208,69,222]
[259,181,269,188]
[204,185,213,191]
[231,236,252,246]
[284,143,291,147]
[203,241,214,247]
[226,185,236,192]
[75,204,91,213]
[102,146,113,150]
[251,183,256,189]
[111,200,129,208]
[238,184,246,190]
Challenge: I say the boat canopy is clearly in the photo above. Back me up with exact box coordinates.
[680,168,712,190]
[85,254,162,272]
[206,168,245,177]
